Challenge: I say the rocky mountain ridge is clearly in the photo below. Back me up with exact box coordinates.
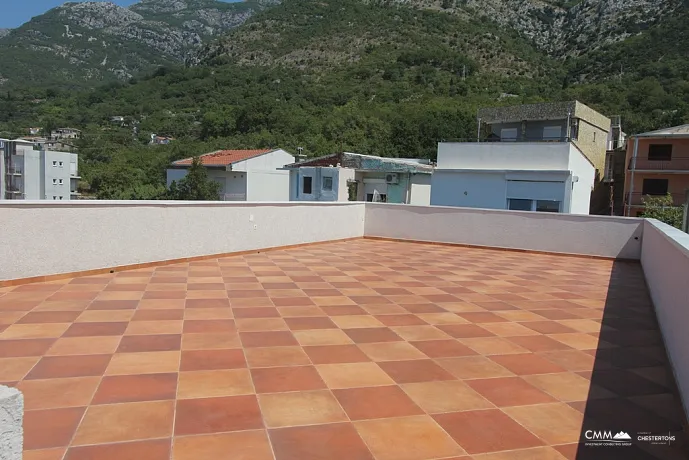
[0,0,266,88]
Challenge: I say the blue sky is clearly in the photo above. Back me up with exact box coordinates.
[0,0,239,28]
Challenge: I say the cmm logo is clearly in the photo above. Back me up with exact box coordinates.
[584,431,632,447]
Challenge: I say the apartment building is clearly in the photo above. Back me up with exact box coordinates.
[1,139,79,200]
[624,124,689,217]
[283,152,433,204]
[431,101,610,214]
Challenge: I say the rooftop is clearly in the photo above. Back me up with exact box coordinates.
[284,152,434,173]
[633,124,689,138]
[0,201,688,460]
[477,101,611,131]
[173,149,275,167]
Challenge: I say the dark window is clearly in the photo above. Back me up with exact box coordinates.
[302,176,312,194]
[648,144,673,161]
[508,199,532,211]
[366,193,387,202]
[536,200,560,213]
[641,178,668,196]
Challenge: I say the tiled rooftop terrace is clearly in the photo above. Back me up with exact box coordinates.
[0,239,686,460]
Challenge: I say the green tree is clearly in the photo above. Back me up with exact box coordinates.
[641,194,683,229]
[165,157,221,200]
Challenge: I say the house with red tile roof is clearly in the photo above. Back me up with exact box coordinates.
[167,148,295,201]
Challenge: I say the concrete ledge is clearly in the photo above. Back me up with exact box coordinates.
[0,385,23,460]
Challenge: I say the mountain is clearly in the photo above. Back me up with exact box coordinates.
[0,29,11,39]
[0,0,272,89]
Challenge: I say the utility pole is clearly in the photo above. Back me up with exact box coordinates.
[462,65,466,81]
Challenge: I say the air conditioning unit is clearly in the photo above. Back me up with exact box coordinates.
[385,173,399,184]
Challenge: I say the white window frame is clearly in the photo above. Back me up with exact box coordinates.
[507,198,561,213]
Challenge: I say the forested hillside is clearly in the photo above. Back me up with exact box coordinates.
[0,0,687,200]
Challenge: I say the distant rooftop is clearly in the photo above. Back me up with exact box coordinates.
[284,152,434,173]
[173,149,275,167]
[478,101,611,131]
[633,124,689,138]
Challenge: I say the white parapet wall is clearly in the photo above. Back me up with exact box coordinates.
[364,203,644,259]
[641,219,689,418]
[0,201,366,282]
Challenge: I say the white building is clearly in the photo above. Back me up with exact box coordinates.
[283,152,433,204]
[167,149,294,201]
[1,139,80,200]
[431,142,595,214]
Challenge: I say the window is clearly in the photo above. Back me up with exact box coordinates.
[641,178,668,196]
[536,200,560,213]
[593,132,597,143]
[52,161,57,167]
[59,179,63,185]
[52,196,57,200]
[59,196,63,200]
[366,193,387,203]
[500,128,518,142]
[507,199,532,211]
[543,126,562,141]
[322,176,333,191]
[648,144,673,161]
[302,176,313,194]
[58,161,64,167]
[52,179,57,184]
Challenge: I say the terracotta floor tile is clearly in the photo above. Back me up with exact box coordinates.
[125,320,183,335]
[138,299,186,309]
[0,338,55,357]
[331,315,385,329]
[433,409,544,455]
[62,321,127,337]
[24,407,85,450]
[362,304,408,315]
[65,439,170,460]
[317,362,395,388]
[410,339,477,358]
[503,403,584,445]
[375,314,428,326]
[259,390,348,427]
[245,346,311,367]
[358,341,428,361]
[304,344,371,364]
[73,400,174,445]
[536,309,581,320]
[177,369,254,398]
[523,372,611,402]
[507,335,573,352]
[172,430,274,460]
[26,354,111,380]
[105,351,180,375]
[185,290,228,300]
[456,312,509,323]
[471,446,571,460]
[182,307,233,320]
[355,415,466,460]
[344,327,403,344]
[252,365,326,393]
[293,329,353,346]
[117,334,181,353]
[43,336,116,357]
[17,311,80,324]
[236,318,288,331]
[241,330,299,348]
[24,448,66,460]
[467,377,555,407]
[321,305,367,315]
[460,337,530,355]
[88,300,138,310]
[174,395,262,435]
[437,324,494,338]
[480,322,540,337]
[230,297,275,307]
[180,349,246,371]
[1,323,70,339]
[284,316,337,330]
[401,380,493,413]
[270,423,375,460]
[378,359,455,384]
[436,356,514,380]
[278,306,327,317]
[538,349,596,371]
[181,331,240,350]
[547,332,602,350]
[334,385,424,420]
[182,319,235,334]
[390,325,450,341]
[92,373,177,404]
[18,376,100,410]
[185,298,230,309]
[489,353,566,376]
[520,321,577,334]
[416,312,468,325]
[75,310,134,322]
[233,307,280,319]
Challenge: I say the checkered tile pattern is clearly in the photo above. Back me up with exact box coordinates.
[0,239,685,460]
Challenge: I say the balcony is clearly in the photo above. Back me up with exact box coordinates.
[0,202,688,460]
[626,192,686,206]
[629,158,689,172]
[5,167,22,176]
